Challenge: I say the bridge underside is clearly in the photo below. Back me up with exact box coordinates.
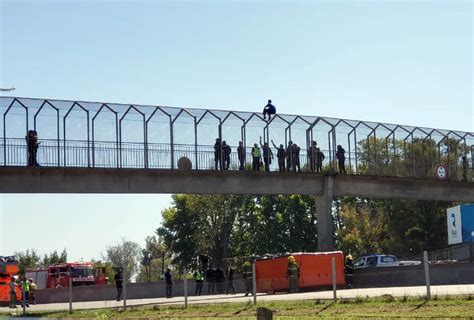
[3,167,472,252]
[1,167,473,202]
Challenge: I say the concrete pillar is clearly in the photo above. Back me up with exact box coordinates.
[316,175,334,252]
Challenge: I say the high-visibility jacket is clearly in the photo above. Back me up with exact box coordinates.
[252,147,261,158]
[287,262,300,278]
[194,270,204,281]
[22,281,30,292]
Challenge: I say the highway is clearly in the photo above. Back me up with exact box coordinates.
[1,284,473,314]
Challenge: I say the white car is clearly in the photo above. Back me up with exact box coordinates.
[353,254,399,268]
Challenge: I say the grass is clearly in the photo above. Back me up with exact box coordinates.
[1,295,474,319]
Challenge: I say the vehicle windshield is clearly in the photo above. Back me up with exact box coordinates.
[71,267,93,278]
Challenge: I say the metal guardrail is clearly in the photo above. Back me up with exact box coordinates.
[0,97,472,182]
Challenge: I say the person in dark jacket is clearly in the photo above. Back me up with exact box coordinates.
[316,147,325,173]
[292,143,301,173]
[336,145,346,174]
[286,141,294,172]
[226,266,236,294]
[222,141,231,170]
[259,137,273,171]
[206,268,216,294]
[345,254,355,288]
[262,99,276,120]
[114,269,123,301]
[164,268,172,298]
[216,267,225,293]
[237,141,245,171]
[271,140,286,172]
[308,141,318,173]
[26,130,40,166]
[214,138,222,170]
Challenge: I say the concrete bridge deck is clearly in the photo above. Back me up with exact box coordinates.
[1,167,473,202]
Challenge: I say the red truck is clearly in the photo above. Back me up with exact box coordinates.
[26,262,108,289]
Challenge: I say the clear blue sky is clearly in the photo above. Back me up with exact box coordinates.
[0,0,472,261]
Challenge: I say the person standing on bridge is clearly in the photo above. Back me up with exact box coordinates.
[336,145,346,174]
[251,143,261,171]
[316,147,325,173]
[462,156,468,182]
[262,99,276,120]
[286,141,294,172]
[214,138,222,170]
[292,143,301,173]
[259,137,273,171]
[222,141,231,170]
[237,141,245,171]
[26,130,40,167]
[308,140,318,173]
[271,140,286,172]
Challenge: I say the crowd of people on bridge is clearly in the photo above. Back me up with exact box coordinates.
[213,136,347,175]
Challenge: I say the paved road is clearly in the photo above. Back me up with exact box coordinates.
[2,284,473,315]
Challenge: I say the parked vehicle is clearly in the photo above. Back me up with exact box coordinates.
[255,252,346,293]
[354,254,422,268]
[26,262,107,289]
[353,254,399,268]
[0,256,22,306]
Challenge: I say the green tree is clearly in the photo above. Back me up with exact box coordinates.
[103,238,141,282]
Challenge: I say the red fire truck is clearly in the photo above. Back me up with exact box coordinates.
[0,256,22,306]
[26,262,108,289]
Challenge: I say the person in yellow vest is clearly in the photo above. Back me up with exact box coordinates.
[194,269,204,296]
[287,255,300,293]
[251,144,261,171]
[21,276,30,307]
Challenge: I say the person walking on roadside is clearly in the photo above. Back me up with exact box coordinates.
[226,266,236,295]
[272,140,286,172]
[251,143,261,171]
[242,261,253,296]
[194,269,204,296]
[259,137,273,172]
[214,138,222,170]
[345,254,355,289]
[114,268,123,301]
[9,276,17,308]
[21,276,30,307]
[28,278,37,305]
[336,145,346,174]
[287,256,300,293]
[237,141,245,171]
[222,141,231,170]
[164,268,173,298]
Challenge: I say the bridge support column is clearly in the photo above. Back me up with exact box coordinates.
[316,175,335,252]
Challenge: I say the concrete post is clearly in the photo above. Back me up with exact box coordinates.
[423,251,431,300]
[68,272,73,313]
[331,257,337,302]
[184,277,188,308]
[316,175,335,252]
[252,262,257,305]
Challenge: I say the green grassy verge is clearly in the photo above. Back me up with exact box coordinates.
[2,295,474,319]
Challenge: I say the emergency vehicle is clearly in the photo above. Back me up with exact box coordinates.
[0,256,22,306]
[26,262,108,289]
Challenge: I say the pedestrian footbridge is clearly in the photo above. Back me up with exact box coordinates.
[1,97,473,251]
